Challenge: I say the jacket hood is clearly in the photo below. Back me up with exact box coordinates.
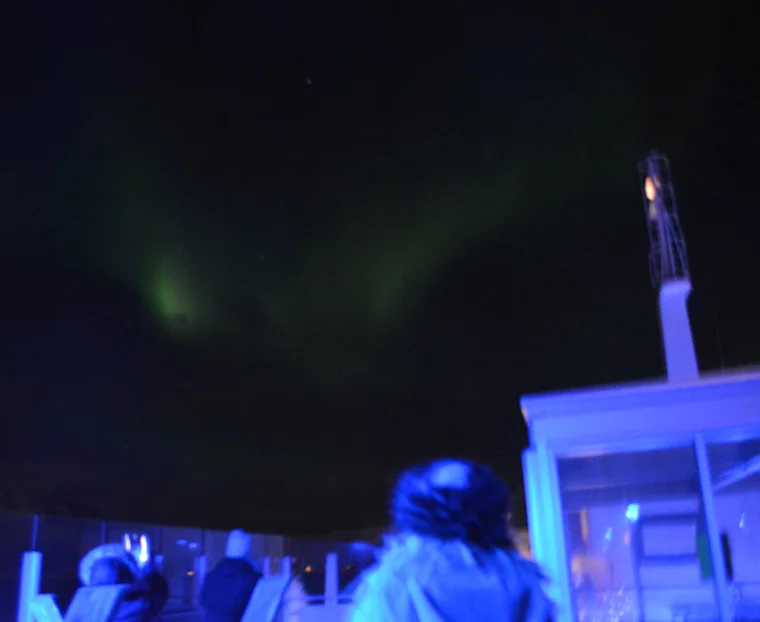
[79,543,138,586]
[352,535,553,622]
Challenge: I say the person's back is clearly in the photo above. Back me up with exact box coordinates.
[200,530,262,622]
[351,535,552,621]
[349,459,554,622]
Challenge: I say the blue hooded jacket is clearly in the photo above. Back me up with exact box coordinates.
[350,535,553,622]
[200,557,263,622]
[350,459,554,622]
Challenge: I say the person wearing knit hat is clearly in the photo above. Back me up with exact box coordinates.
[225,530,253,559]
[199,529,262,622]
[350,459,555,622]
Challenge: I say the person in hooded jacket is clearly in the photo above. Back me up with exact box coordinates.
[350,459,555,622]
[79,540,164,621]
[200,529,263,622]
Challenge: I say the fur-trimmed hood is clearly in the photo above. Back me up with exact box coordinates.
[79,543,138,586]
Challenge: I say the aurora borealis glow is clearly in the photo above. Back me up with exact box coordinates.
[3,0,758,532]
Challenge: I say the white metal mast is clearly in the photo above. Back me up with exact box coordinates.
[639,151,699,381]
[640,152,689,286]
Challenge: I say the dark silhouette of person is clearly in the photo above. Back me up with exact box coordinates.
[123,560,169,621]
[200,530,263,622]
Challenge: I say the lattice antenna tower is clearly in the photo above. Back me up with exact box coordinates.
[639,152,689,287]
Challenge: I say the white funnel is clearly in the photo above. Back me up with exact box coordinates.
[659,278,699,381]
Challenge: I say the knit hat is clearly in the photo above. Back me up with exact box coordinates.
[226,529,253,558]
[391,459,512,550]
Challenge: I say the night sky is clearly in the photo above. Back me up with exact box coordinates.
[2,1,757,535]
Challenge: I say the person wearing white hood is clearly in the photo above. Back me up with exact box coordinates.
[350,459,555,622]
[200,530,263,622]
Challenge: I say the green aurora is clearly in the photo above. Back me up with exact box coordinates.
[54,32,714,388]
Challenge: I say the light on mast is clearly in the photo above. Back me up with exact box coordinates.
[645,176,657,201]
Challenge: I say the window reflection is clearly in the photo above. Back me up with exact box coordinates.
[559,445,719,622]
[161,525,203,611]
[707,437,760,620]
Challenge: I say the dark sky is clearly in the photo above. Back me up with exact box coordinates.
[2,1,757,534]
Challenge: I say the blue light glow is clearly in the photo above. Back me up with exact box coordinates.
[625,503,640,522]
[138,535,149,565]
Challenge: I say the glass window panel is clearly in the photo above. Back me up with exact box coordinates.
[160,525,203,612]
[559,445,719,622]
[640,523,697,558]
[204,529,230,571]
[79,519,106,558]
[285,537,334,596]
[707,436,760,620]
[37,515,99,613]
